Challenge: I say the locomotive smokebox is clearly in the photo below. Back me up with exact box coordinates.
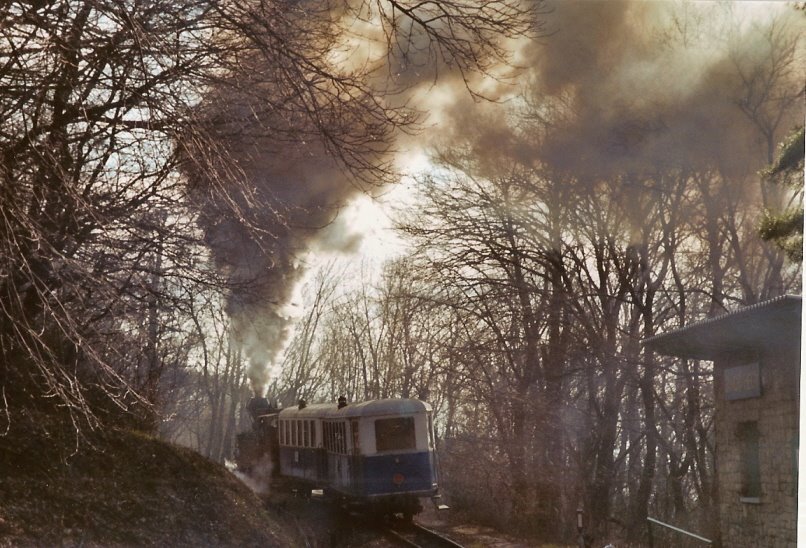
[236,396,279,476]
[246,396,272,423]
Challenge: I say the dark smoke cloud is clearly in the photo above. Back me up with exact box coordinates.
[532,1,733,178]
[183,0,525,395]
[433,1,802,183]
[185,92,371,396]
[186,1,803,395]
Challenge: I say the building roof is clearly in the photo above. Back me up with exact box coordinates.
[643,295,802,360]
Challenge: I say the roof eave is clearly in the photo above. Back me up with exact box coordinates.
[643,295,802,360]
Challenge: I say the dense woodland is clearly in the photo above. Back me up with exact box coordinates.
[1,1,803,546]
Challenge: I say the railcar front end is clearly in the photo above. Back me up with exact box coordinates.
[321,398,439,517]
[274,397,441,518]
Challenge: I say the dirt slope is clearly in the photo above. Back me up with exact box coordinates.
[0,418,296,547]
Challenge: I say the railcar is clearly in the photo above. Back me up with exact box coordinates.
[278,398,439,516]
[238,396,441,518]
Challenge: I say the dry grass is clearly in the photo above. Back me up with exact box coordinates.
[0,415,296,547]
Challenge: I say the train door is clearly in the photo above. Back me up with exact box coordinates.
[315,419,327,483]
[334,421,350,490]
[427,411,439,484]
[350,419,363,494]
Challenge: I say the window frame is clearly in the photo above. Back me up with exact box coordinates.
[737,420,762,501]
[374,416,417,453]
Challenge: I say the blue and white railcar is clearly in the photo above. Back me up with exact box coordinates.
[277,403,330,484]
[320,398,438,514]
[277,398,439,516]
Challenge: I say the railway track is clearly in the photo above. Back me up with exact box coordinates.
[383,521,465,548]
[260,487,465,547]
[263,495,320,548]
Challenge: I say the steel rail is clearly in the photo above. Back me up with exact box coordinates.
[385,527,422,547]
[383,522,465,548]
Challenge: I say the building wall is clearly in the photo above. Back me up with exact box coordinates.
[713,344,799,547]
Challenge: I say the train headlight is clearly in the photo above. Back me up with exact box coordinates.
[392,473,405,485]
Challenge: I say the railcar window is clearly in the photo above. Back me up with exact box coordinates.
[375,417,416,452]
[311,421,317,447]
[303,420,310,447]
[323,421,346,454]
[336,422,343,454]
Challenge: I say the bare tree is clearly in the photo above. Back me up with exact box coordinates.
[0,0,540,434]
[0,0,225,431]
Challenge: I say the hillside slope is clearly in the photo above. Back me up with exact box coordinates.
[0,418,295,547]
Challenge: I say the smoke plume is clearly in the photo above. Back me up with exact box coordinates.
[434,1,802,183]
[185,1,803,396]
[185,84,375,396]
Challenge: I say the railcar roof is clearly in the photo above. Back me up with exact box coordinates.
[277,403,334,418]
[278,398,430,420]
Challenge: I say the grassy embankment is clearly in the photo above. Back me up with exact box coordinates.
[0,415,295,546]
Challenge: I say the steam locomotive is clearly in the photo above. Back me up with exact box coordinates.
[235,396,442,518]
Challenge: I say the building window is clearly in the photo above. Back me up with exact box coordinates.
[737,421,761,500]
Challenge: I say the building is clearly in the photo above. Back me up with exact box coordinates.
[645,295,801,547]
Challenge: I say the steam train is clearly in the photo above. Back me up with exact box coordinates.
[236,396,442,518]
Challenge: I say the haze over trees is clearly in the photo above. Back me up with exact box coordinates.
[0,0,535,429]
[242,3,803,545]
[0,0,802,546]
